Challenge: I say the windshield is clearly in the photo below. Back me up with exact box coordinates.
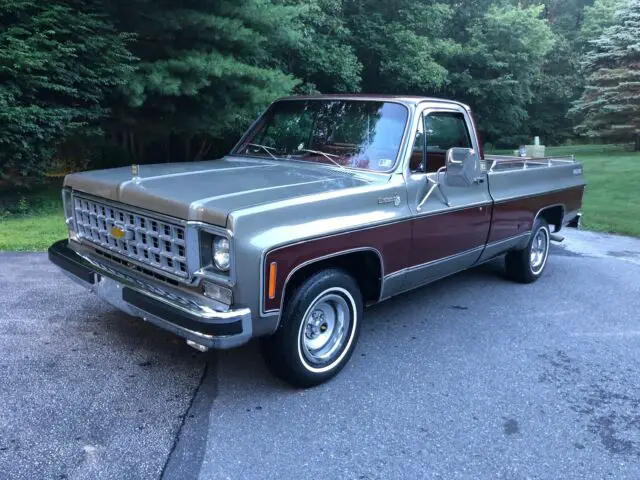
[234,100,409,172]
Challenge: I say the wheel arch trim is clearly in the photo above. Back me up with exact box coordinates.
[262,246,385,318]
[532,203,565,234]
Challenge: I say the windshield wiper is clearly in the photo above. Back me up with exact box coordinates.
[247,143,278,160]
[298,148,346,171]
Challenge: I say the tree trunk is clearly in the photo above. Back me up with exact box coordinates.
[194,139,211,161]
[185,136,192,162]
[138,138,146,163]
[120,130,127,151]
[128,131,138,163]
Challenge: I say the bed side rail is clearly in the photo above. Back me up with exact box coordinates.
[484,154,577,173]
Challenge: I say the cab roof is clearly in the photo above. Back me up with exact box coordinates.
[276,94,471,111]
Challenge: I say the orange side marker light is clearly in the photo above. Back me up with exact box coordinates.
[268,262,277,300]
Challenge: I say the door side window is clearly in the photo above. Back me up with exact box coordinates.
[425,112,472,172]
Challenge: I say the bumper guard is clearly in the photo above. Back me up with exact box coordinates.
[48,240,252,349]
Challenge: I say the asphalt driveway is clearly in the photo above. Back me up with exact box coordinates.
[1,229,639,479]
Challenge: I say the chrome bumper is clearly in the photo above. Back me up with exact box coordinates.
[48,240,252,349]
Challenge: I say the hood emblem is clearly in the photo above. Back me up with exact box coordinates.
[131,164,141,183]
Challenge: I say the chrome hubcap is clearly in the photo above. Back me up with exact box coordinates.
[301,293,351,366]
[530,228,549,274]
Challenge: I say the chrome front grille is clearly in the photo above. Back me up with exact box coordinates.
[73,195,189,279]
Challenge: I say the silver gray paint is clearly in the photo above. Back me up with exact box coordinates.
[57,95,586,345]
[382,246,486,300]
[486,160,586,204]
[64,157,374,227]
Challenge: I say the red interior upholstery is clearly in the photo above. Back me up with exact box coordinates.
[410,151,423,172]
[410,151,447,173]
[426,151,446,172]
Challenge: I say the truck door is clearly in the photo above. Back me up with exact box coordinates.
[402,107,492,290]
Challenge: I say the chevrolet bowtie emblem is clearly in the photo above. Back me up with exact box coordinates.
[111,225,126,240]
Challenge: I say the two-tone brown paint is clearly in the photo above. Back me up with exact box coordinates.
[409,204,492,267]
[263,220,412,312]
[487,186,585,243]
[263,186,584,313]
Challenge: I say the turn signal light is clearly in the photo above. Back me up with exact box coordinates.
[268,262,277,300]
[203,281,232,305]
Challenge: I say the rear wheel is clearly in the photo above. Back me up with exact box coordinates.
[505,218,551,283]
[260,268,363,388]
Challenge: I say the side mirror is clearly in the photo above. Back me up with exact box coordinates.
[445,148,482,187]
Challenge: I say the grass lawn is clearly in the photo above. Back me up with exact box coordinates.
[546,144,640,237]
[0,181,66,251]
[0,144,638,251]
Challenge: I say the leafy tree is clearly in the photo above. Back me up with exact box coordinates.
[279,0,362,94]
[443,4,555,145]
[523,0,593,145]
[525,34,582,145]
[344,0,455,94]
[3,0,633,179]
[104,0,361,163]
[571,0,640,150]
[343,1,555,145]
[525,0,633,147]
[0,0,134,182]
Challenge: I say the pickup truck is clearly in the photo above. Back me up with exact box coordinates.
[49,95,586,387]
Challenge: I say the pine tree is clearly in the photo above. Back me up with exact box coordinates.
[105,0,309,163]
[0,0,134,181]
[571,0,640,150]
[578,0,628,47]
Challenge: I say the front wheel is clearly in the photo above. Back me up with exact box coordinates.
[505,218,551,283]
[260,269,363,388]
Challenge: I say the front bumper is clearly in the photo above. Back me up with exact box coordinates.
[48,240,252,349]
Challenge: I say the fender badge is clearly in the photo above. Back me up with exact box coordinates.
[377,194,401,207]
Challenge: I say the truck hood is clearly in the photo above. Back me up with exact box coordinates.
[64,157,374,226]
